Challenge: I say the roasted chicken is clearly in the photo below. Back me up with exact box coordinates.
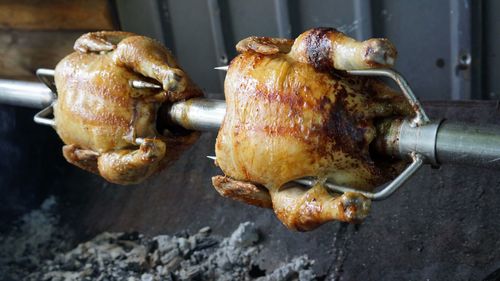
[54,31,202,184]
[212,28,412,231]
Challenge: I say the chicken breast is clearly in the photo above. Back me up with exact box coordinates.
[212,28,412,231]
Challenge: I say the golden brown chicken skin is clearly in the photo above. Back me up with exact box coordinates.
[212,28,412,231]
[54,31,202,184]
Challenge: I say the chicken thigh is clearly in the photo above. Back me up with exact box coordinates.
[212,28,412,231]
[54,31,203,184]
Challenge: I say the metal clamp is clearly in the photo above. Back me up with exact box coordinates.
[317,69,431,200]
[296,153,424,201]
[34,68,57,127]
[34,105,55,127]
[347,69,430,127]
[33,68,163,128]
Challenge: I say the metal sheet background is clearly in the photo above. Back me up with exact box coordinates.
[116,0,497,101]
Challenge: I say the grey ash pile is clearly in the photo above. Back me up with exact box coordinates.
[0,196,74,281]
[0,197,316,281]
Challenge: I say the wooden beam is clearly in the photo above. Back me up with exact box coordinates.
[0,30,83,80]
[0,0,117,30]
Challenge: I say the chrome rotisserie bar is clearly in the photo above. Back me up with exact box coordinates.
[0,79,54,109]
[1,77,499,171]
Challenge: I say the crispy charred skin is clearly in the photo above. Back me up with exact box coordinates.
[54,31,202,185]
[212,28,411,231]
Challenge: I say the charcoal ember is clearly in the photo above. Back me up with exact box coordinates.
[177,237,193,256]
[192,237,218,251]
[0,196,317,281]
[256,256,316,281]
[159,247,180,264]
[177,265,201,280]
[148,248,160,266]
[154,265,168,275]
[228,222,259,247]
[140,273,154,281]
[146,239,158,253]
[118,231,141,241]
[0,197,74,280]
[163,253,183,272]
[174,230,190,238]
[197,226,211,236]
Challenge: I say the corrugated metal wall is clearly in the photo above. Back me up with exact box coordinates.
[484,0,500,100]
[117,0,498,101]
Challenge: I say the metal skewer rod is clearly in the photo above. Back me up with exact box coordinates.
[1,75,499,170]
[0,79,54,109]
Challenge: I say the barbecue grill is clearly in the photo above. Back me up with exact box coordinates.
[1,1,500,280]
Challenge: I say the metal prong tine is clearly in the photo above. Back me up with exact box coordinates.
[214,66,229,71]
[36,68,57,93]
[135,138,145,145]
[34,105,55,127]
[346,68,429,126]
[36,68,55,77]
[130,80,162,89]
[207,156,217,160]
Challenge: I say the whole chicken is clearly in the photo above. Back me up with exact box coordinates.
[54,31,202,184]
[212,28,412,231]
